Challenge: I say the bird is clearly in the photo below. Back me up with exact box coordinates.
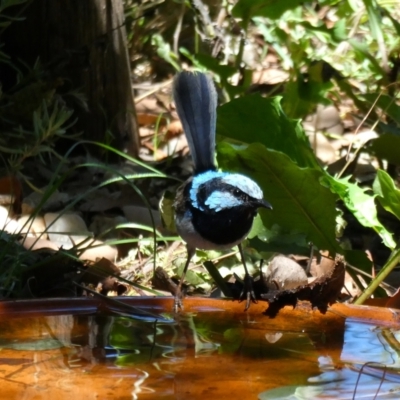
[172,71,272,312]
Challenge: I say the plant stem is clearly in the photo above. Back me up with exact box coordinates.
[355,248,400,305]
[234,18,248,70]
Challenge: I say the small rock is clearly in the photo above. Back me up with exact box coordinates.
[263,255,308,290]
[89,215,127,238]
[24,188,70,211]
[44,213,90,249]
[18,215,48,239]
[122,205,161,227]
[0,205,22,234]
[75,238,118,262]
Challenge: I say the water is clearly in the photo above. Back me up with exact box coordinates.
[0,301,399,399]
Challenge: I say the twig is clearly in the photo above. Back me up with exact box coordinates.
[173,1,186,55]
[72,281,170,321]
[134,79,173,104]
[355,248,400,305]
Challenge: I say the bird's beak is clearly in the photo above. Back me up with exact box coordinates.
[257,199,273,210]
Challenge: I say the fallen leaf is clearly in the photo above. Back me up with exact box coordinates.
[385,287,400,309]
[261,255,345,317]
[165,119,183,138]
[76,238,118,262]
[0,176,22,214]
[80,257,122,295]
[137,113,167,126]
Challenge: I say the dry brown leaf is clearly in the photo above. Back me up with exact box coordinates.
[384,287,400,309]
[310,251,335,278]
[0,176,22,214]
[137,113,167,127]
[77,238,118,262]
[262,255,345,317]
[135,97,166,115]
[165,119,183,138]
[81,257,123,295]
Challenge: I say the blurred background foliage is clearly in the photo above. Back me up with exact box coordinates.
[124,0,400,299]
[0,0,83,177]
[125,0,399,117]
[0,0,399,301]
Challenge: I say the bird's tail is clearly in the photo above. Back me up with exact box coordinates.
[173,71,217,173]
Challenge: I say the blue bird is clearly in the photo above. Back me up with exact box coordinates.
[172,71,272,311]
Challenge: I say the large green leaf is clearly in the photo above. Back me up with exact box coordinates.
[321,175,396,250]
[344,249,372,271]
[299,20,347,44]
[363,0,385,58]
[373,169,400,221]
[282,75,332,119]
[0,0,29,12]
[217,143,339,254]
[362,93,400,126]
[217,95,319,168]
[232,0,304,21]
[369,133,400,166]
[248,215,310,255]
[349,39,386,76]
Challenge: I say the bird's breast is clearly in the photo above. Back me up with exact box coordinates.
[189,206,254,248]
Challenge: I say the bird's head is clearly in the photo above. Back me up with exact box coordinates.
[190,171,272,213]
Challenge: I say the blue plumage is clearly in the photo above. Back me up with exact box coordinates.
[205,190,242,211]
[172,71,272,312]
[173,72,217,173]
[189,170,228,209]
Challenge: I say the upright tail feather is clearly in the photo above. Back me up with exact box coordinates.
[173,71,217,173]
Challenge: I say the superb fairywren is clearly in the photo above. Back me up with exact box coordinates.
[173,71,272,311]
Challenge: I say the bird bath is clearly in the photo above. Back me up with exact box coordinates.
[0,297,399,399]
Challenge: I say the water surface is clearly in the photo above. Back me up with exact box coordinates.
[0,299,399,399]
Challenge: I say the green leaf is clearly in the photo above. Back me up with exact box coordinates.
[151,34,180,71]
[344,249,372,271]
[159,190,176,232]
[217,95,319,168]
[332,19,347,42]
[362,93,400,126]
[0,0,29,12]
[382,7,400,36]
[194,53,236,81]
[250,235,310,257]
[232,0,304,22]
[248,215,310,255]
[369,133,400,166]
[349,39,386,76]
[282,74,332,118]
[299,20,347,44]
[373,169,400,221]
[191,53,248,98]
[363,0,385,53]
[321,175,396,249]
[217,143,340,254]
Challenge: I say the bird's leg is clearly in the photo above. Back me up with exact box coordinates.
[238,243,257,310]
[174,245,195,313]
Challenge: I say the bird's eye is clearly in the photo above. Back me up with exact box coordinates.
[234,189,241,196]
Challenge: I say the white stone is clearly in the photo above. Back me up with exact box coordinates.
[44,213,90,249]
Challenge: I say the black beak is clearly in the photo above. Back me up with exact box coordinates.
[257,199,273,210]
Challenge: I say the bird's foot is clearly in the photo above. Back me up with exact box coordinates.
[173,289,184,313]
[240,273,257,311]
